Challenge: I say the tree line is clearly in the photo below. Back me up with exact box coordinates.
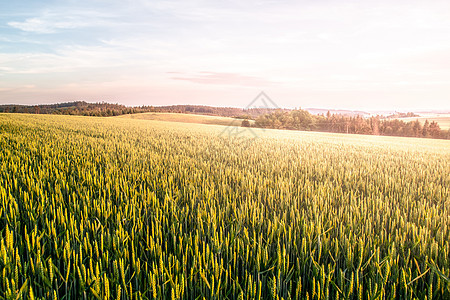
[0,102,280,118]
[1,101,448,139]
[252,110,449,139]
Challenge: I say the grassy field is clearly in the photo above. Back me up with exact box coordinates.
[395,115,450,130]
[117,112,252,127]
[124,112,450,133]
[0,113,449,299]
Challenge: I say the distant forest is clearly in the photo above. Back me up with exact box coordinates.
[1,101,448,139]
[253,110,449,139]
[0,101,280,118]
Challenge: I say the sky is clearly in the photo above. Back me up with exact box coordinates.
[1,0,450,111]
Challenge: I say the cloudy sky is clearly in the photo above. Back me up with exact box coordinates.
[1,0,450,111]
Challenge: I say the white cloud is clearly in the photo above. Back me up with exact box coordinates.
[7,10,117,33]
[8,18,78,33]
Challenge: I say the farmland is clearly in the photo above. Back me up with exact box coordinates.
[0,113,449,299]
[117,112,251,127]
[394,116,450,130]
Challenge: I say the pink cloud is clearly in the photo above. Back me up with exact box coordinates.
[170,71,275,87]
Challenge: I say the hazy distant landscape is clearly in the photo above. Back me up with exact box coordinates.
[2,101,449,139]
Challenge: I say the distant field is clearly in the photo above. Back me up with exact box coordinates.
[123,112,450,133]
[395,114,450,130]
[117,112,252,126]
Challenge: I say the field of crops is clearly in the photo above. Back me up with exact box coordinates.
[0,113,449,300]
[395,116,450,130]
[116,112,251,127]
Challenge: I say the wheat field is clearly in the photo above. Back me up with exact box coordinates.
[0,113,449,299]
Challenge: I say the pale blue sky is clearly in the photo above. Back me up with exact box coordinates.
[1,0,450,110]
